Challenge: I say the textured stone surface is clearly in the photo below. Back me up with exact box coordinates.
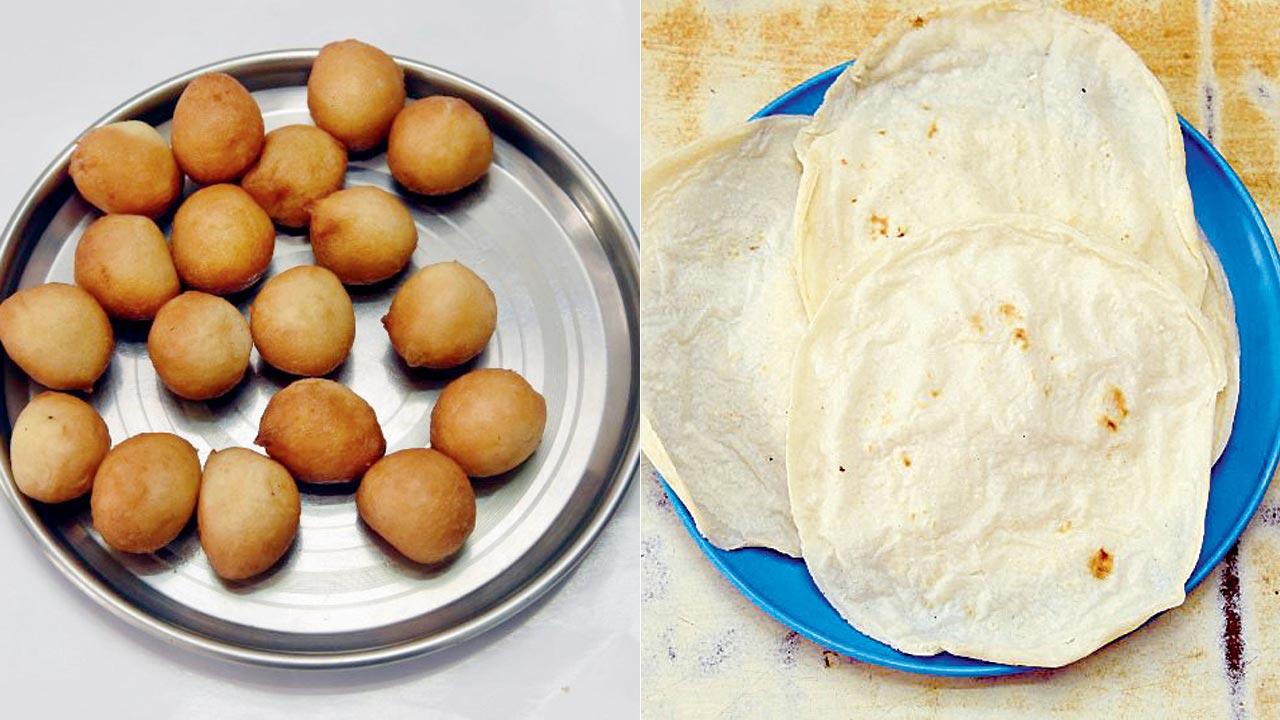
[641,1,1280,716]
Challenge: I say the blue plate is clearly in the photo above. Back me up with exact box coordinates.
[658,63,1280,677]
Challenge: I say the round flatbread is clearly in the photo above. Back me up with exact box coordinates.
[794,0,1238,458]
[641,116,808,556]
[788,216,1225,667]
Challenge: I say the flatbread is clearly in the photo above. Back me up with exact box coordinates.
[793,0,1238,457]
[787,216,1226,667]
[641,116,808,556]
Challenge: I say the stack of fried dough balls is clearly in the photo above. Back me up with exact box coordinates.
[5,39,546,584]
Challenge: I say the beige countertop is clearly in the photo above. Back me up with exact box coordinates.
[641,1,1280,716]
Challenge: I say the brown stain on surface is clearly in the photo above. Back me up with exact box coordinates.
[1109,387,1129,419]
[998,303,1023,322]
[641,0,713,151]
[1100,386,1129,432]
[1090,548,1114,579]
[1012,327,1030,350]
[927,120,938,138]
[870,213,889,236]
[969,314,984,334]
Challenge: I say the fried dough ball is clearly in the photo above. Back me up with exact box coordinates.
[240,125,347,227]
[387,97,493,195]
[430,369,546,477]
[0,283,113,391]
[74,214,180,320]
[69,121,182,217]
[255,379,385,483]
[250,266,355,376]
[91,433,201,554]
[10,392,110,503]
[310,186,418,284]
[357,448,475,564]
[171,73,265,183]
[307,39,406,151]
[148,292,251,401]
[198,447,300,580]
[382,261,496,369]
[171,184,275,294]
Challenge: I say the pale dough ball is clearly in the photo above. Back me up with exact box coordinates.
[430,368,546,477]
[69,121,182,217]
[198,447,300,580]
[357,448,475,564]
[382,261,496,369]
[310,186,418,284]
[91,433,201,554]
[387,96,493,195]
[241,124,347,227]
[171,184,275,294]
[148,292,251,401]
[11,392,110,503]
[250,265,355,376]
[74,214,180,320]
[255,378,385,483]
[307,39,406,151]
[171,73,265,184]
[0,283,113,391]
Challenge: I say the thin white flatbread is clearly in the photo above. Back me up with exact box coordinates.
[794,0,1238,457]
[788,216,1226,667]
[641,116,808,556]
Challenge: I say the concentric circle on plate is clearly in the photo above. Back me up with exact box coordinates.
[659,63,1280,677]
[0,51,638,667]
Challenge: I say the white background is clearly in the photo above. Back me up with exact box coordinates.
[0,1,638,718]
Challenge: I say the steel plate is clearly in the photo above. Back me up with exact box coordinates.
[0,50,639,668]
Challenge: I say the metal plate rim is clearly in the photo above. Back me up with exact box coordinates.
[0,48,639,669]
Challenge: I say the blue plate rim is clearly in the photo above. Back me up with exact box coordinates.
[659,61,1280,678]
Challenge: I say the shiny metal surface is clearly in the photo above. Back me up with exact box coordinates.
[0,50,638,668]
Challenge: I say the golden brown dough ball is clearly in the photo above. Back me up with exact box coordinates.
[309,186,418,284]
[387,97,493,195]
[240,125,347,227]
[307,40,406,151]
[430,368,546,477]
[250,266,355,376]
[74,214,180,320]
[148,292,251,401]
[382,261,496,369]
[171,184,275,294]
[198,447,300,580]
[91,433,201,553]
[171,73,265,184]
[356,448,475,564]
[10,392,110,503]
[255,378,385,483]
[69,121,182,217]
[0,283,113,391]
